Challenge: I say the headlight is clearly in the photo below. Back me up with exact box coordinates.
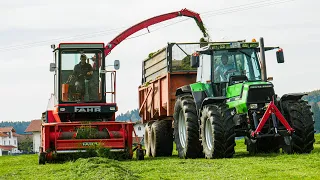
[249,104,258,109]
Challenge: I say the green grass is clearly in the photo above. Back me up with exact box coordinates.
[1,134,320,180]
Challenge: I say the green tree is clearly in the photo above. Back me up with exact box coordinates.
[18,136,33,153]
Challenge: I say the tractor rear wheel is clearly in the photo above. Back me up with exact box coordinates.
[173,94,202,159]
[281,99,315,153]
[150,120,173,157]
[200,103,236,159]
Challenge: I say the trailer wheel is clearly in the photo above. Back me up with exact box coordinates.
[144,122,153,157]
[200,104,236,159]
[173,94,201,159]
[150,120,173,157]
[281,99,315,154]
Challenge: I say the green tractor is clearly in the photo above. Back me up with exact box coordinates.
[173,37,315,158]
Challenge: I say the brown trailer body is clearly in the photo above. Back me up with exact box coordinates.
[139,71,197,123]
[138,42,206,124]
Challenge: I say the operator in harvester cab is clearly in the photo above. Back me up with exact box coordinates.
[72,54,93,93]
[214,54,236,82]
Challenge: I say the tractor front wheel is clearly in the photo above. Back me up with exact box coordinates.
[200,103,236,159]
[281,99,315,154]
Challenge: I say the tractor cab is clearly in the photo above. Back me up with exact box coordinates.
[190,39,284,98]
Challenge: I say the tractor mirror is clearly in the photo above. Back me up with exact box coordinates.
[49,63,56,72]
[114,60,120,70]
[276,49,284,63]
[191,54,199,68]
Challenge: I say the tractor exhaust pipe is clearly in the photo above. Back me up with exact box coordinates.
[259,37,267,82]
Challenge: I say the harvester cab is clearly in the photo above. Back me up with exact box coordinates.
[39,43,134,164]
[173,37,315,159]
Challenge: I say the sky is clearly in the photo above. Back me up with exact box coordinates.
[0,0,319,122]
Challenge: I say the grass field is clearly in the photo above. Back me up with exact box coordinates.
[1,134,320,180]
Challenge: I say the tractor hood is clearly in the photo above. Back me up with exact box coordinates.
[226,81,275,114]
[227,81,273,99]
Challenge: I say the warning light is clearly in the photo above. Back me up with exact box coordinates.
[252,39,256,42]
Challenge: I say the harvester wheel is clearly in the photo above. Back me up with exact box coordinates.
[281,99,315,154]
[144,121,153,157]
[200,103,236,159]
[150,120,173,157]
[173,94,202,159]
[38,152,46,165]
[136,148,145,160]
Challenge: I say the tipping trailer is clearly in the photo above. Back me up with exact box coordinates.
[39,8,209,163]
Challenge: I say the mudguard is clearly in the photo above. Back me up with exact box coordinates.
[175,85,192,96]
[201,97,227,109]
[280,93,307,102]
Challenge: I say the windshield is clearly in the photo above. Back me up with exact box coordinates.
[60,49,103,102]
[213,49,261,83]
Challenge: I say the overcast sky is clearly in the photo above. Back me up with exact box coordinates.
[0,0,319,122]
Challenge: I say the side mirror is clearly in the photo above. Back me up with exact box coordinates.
[49,63,56,72]
[276,48,284,63]
[114,60,120,70]
[191,53,199,68]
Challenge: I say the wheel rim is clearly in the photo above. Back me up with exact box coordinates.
[205,117,213,151]
[178,109,186,149]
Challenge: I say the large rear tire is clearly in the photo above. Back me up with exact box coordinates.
[200,103,236,159]
[281,99,315,153]
[173,94,201,158]
[150,120,173,157]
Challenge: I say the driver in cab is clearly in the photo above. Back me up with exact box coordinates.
[214,54,236,82]
[72,54,93,92]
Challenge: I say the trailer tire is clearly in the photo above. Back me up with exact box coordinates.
[173,94,201,159]
[281,99,315,153]
[150,120,173,157]
[144,122,153,157]
[200,103,236,158]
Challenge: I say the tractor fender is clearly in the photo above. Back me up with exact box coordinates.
[201,97,227,110]
[280,93,307,102]
[175,85,192,96]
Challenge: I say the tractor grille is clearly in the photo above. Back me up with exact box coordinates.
[247,86,275,104]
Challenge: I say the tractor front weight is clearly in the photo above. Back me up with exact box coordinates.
[250,98,294,138]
